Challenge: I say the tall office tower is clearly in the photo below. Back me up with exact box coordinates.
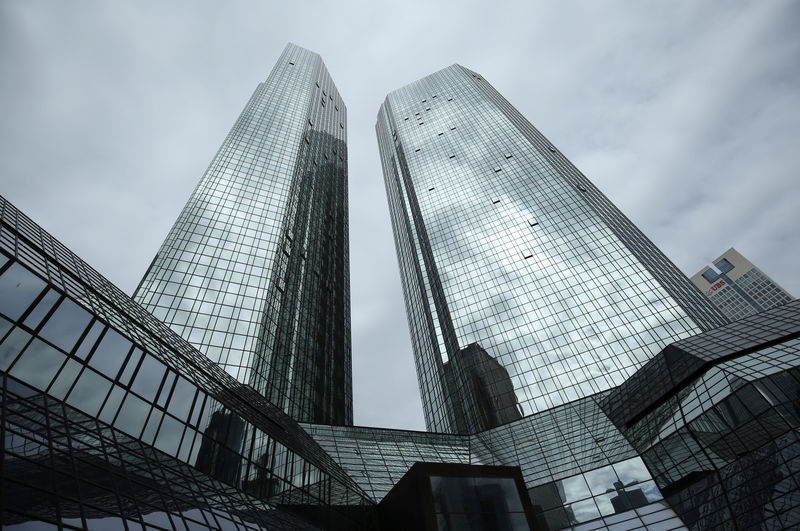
[376,65,728,433]
[690,247,793,321]
[134,44,352,425]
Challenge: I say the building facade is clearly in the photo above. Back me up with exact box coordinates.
[133,44,352,425]
[691,247,793,321]
[376,65,728,434]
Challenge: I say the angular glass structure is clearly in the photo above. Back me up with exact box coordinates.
[0,195,373,530]
[134,44,352,425]
[376,65,728,433]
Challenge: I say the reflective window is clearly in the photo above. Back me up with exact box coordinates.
[0,262,46,320]
[130,355,167,401]
[167,375,197,420]
[74,319,104,360]
[66,367,113,417]
[9,338,67,391]
[115,392,152,437]
[38,298,92,352]
[88,328,132,378]
[22,288,60,329]
[48,358,82,400]
[0,325,31,371]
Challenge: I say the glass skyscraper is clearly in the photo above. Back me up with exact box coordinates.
[4,45,800,531]
[376,65,728,433]
[134,43,352,425]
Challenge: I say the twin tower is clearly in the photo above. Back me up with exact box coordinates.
[134,42,725,433]
[5,41,799,529]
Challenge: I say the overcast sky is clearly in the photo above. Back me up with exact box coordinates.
[1,1,798,431]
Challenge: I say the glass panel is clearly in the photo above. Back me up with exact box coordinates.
[0,314,12,341]
[528,483,563,512]
[119,348,143,387]
[0,262,47,320]
[66,368,113,417]
[154,413,185,456]
[473,477,523,512]
[559,474,592,503]
[75,320,103,360]
[48,358,83,400]
[157,371,177,408]
[167,376,198,421]
[88,328,132,378]
[22,289,60,329]
[142,409,163,445]
[130,355,167,402]
[613,457,652,486]
[39,298,92,352]
[0,326,31,371]
[100,386,126,424]
[115,393,152,437]
[9,338,67,391]
[583,465,618,496]
[568,497,601,524]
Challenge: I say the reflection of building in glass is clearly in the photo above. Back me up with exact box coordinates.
[4,45,800,530]
[0,194,374,529]
[444,342,522,432]
[133,43,352,426]
[376,64,727,433]
[690,247,793,321]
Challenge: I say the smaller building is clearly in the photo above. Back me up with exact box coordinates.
[691,248,793,321]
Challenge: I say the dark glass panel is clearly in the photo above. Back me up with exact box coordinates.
[48,358,82,400]
[66,368,112,417]
[9,338,67,391]
[0,326,32,371]
[130,355,166,402]
[167,376,198,421]
[22,289,60,330]
[74,320,104,360]
[39,298,92,352]
[114,393,151,437]
[88,328,132,378]
[99,386,126,424]
[118,348,143,387]
[0,262,46,320]
[154,414,185,456]
[0,314,12,340]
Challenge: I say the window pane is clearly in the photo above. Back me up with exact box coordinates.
[48,358,83,400]
[154,414,185,456]
[9,338,67,391]
[67,368,113,417]
[88,328,132,378]
[0,324,30,371]
[130,355,166,402]
[39,298,92,352]
[75,320,104,360]
[23,289,60,329]
[0,262,46,320]
[115,393,151,437]
[167,376,197,420]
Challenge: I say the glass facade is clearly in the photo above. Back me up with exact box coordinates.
[601,300,800,528]
[134,43,352,425]
[0,194,372,530]
[4,47,798,530]
[376,65,727,433]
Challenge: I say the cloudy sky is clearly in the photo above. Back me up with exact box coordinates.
[1,1,798,431]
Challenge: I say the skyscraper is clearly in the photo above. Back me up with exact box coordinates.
[690,247,793,321]
[133,43,352,425]
[376,65,728,433]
